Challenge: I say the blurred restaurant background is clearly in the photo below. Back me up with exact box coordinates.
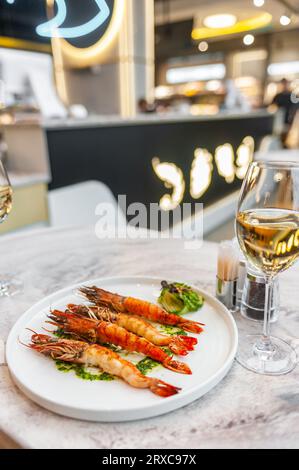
[0,0,299,240]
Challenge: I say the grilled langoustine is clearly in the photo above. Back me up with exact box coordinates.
[26,334,180,397]
[79,286,204,334]
[48,310,192,375]
[67,304,197,356]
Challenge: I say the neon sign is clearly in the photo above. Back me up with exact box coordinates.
[5,0,124,67]
[190,149,213,200]
[36,0,111,39]
[153,137,255,211]
[48,0,124,68]
[152,158,185,211]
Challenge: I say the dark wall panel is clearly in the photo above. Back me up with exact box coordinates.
[46,115,273,222]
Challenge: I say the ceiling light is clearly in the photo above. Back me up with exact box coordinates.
[203,14,237,29]
[198,41,208,52]
[243,34,255,45]
[192,12,272,40]
[253,0,265,7]
[280,15,291,26]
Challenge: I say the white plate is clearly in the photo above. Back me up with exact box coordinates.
[6,277,238,422]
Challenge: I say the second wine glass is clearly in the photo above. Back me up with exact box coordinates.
[235,161,299,375]
[0,160,23,296]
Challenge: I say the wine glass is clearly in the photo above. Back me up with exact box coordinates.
[0,160,23,296]
[236,161,299,375]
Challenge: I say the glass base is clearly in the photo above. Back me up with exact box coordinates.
[0,276,23,297]
[237,334,297,376]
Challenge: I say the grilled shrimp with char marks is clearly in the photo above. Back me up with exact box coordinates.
[48,310,192,375]
[67,304,197,356]
[79,286,204,334]
[25,334,180,397]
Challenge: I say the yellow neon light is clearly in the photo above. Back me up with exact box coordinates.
[190,149,213,199]
[0,36,51,53]
[236,136,255,179]
[153,137,255,210]
[192,12,272,40]
[50,0,125,68]
[152,158,185,211]
[215,143,235,184]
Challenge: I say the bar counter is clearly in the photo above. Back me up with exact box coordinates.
[43,111,274,211]
[43,109,273,130]
[0,226,298,449]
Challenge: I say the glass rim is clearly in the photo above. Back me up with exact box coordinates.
[252,160,299,170]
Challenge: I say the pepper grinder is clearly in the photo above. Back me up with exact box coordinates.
[240,265,279,323]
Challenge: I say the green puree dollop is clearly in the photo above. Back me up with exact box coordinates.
[158,281,204,315]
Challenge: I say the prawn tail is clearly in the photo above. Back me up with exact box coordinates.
[163,356,192,375]
[149,379,181,397]
[179,319,205,334]
[168,335,198,355]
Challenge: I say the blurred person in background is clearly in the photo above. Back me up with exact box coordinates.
[138,98,156,114]
[271,78,298,147]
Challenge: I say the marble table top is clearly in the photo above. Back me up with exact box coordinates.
[0,226,298,449]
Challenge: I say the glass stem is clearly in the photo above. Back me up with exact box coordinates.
[261,276,273,350]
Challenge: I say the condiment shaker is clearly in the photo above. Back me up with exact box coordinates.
[240,265,279,323]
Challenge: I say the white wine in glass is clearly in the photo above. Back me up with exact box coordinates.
[0,160,23,296]
[236,161,299,375]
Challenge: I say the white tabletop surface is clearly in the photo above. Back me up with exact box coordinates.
[0,226,298,449]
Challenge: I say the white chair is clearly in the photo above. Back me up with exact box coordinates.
[48,180,127,228]
[258,135,282,153]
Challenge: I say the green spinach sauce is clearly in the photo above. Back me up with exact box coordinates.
[55,360,115,381]
[159,325,187,336]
